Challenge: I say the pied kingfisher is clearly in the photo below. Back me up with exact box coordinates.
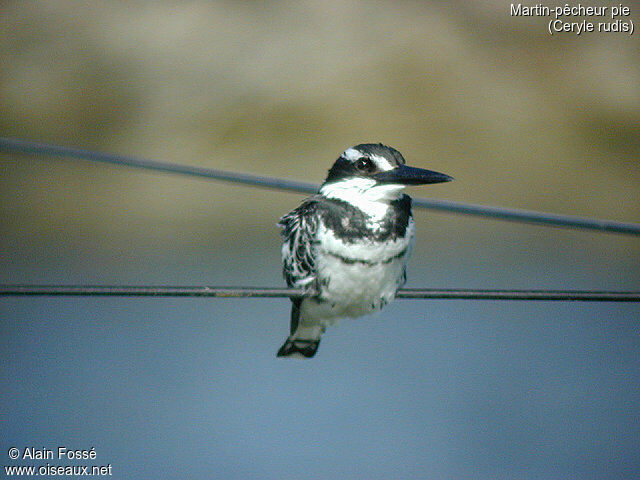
[277,143,452,358]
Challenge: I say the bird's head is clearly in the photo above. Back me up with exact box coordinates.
[320,143,452,203]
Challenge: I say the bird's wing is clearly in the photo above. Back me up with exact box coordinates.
[278,199,320,291]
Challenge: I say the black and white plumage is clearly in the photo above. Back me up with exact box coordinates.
[277,143,452,358]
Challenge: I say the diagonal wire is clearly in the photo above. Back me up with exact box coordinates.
[1,285,639,301]
[1,137,639,236]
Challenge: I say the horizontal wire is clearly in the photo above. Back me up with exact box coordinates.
[2,137,639,236]
[1,285,639,301]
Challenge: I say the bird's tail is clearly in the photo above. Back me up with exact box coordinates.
[277,298,323,359]
[277,337,321,358]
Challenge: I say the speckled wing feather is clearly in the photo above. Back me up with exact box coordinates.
[278,199,320,291]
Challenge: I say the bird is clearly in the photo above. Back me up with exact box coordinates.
[277,143,452,358]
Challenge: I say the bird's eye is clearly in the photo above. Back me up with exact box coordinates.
[355,157,375,173]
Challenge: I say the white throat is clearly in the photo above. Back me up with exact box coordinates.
[320,178,405,221]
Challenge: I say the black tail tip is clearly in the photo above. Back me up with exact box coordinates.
[277,338,320,358]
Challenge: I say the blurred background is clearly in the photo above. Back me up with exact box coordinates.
[1,1,639,478]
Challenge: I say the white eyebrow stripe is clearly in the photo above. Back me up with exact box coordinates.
[342,148,361,161]
[342,149,395,172]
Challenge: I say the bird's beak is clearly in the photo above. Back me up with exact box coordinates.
[374,164,453,185]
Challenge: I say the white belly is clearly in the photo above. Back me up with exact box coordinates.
[316,254,407,316]
[303,221,414,321]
